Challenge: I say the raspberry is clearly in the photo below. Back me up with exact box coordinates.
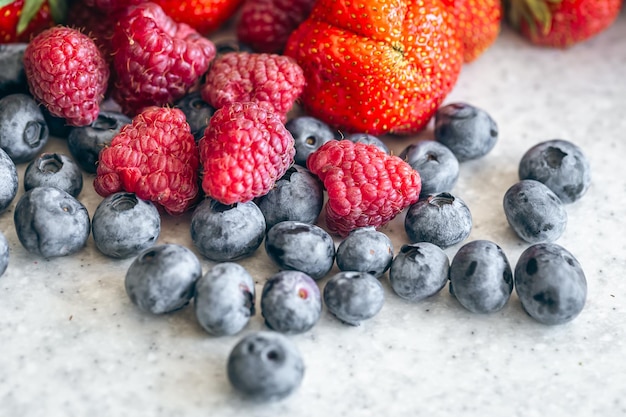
[83,0,146,13]
[200,52,305,121]
[94,107,200,215]
[199,102,295,205]
[307,140,421,236]
[23,26,109,127]
[110,2,216,116]
[66,1,124,60]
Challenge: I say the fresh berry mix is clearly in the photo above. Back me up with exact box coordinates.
[261,270,322,334]
[323,271,385,326]
[518,139,591,204]
[285,116,336,167]
[254,165,324,230]
[434,102,498,162]
[514,242,587,325]
[0,43,28,97]
[110,2,216,115]
[404,192,472,249]
[23,26,109,127]
[307,140,422,236]
[94,107,200,215]
[14,186,91,258]
[0,93,49,164]
[199,101,295,205]
[200,52,305,121]
[91,192,161,259]
[399,140,460,197]
[335,227,394,278]
[0,231,8,277]
[345,133,390,154]
[389,242,450,302]
[448,240,513,314]
[125,244,202,315]
[190,199,266,262]
[503,179,567,243]
[174,92,215,141]
[264,221,335,281]
[67,111,132,174]
[24,153,83,198]
[0,148,18,213]
[194,262,256,336]
[227,331,305,401]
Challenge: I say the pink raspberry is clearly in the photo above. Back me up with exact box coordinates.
[23,26,109,127]
[200,52,305,121]
[94,107,200,215]
[199,102,295,205]
[307,140,421,236]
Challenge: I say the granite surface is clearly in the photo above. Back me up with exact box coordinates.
[1,11,626,417]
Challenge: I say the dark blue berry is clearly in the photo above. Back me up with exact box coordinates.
[336,227,393,278]
[227,331,305,401]
[24,153,83,197]
[194,262,256,336]
[0,147,18,213]
[389,242,449,302]
[404,192,472,249]
[265,221,335,280]
[13,186,90,258]
[518,139,591,204]
[399,140,459,197]
[449,240,513,314]
[125,244,202,314]
[91,192,160,259]
[514,243,587,325]
[191,199,266,262]
[174,91,215,141]
[285,116,336,166]
[0,43,28,97]
[0,231,8,277]
[323,271,385,326]
[434,102,498,161]
[503,179,567,243]
[345,132,390,154]
[261,270,322,334]
[0,93,49,163]
[42,107,72,139]
[213,36,254,55]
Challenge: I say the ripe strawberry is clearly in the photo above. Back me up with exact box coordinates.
[0,0,65,43]
[94,107,200,215]
[307,140,421,236]
[284,0,463,136]
[199,101,295,205]
[153,0,243,35]
[505,0,622,47]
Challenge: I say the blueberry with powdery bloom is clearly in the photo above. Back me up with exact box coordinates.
[399,140,459,197]
[24,153,83,197]
[345,132,390,154]
[336,227,393,278]
[0,148,18,213]
[0,94,49,163]
[174,91,215,141]
[0,231,9,277]
[0,43,28,97]
[285,115,336,166]
[323,271,385,326]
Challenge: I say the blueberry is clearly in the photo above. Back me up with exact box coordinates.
[345,132,390,154]
[514,243,586,325]
[0,43,28,97]
[194,262,256,336]
[335,227,393,278]
[0,231,8,277]
[0,93,49,163]
[42,107,72,139]
[227,331,305,401]
[91,192,161,259]
[518,139,591,204]
[24,153,83,197]
[399,140,459,197]
[389,242,450,302]
[174,91,215,141]
[448,240,513,314]
[191,199,266,262]
[265,221,335,280]
[255,165,324,230]
[323,271,385,326]
[404,192,472,249]
[285,116,336,166]
[125,244,202,314]
[67,111,131,173]
[0,147,18,213]
[13,186,90,258]
[503,179,567,243]
[434,102,498,161]
[213,36,254,55]
[261,270,322,334]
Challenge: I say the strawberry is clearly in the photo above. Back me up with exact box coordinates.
[505,0,623,48]
[284,0,463,136]
[0,0,66,43]
[153,0,244,35]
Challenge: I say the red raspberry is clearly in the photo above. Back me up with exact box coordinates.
[236,0,316,54]
[83,0,146,13]
[200,52,305,122]
[94,107,200,215]
[66,1,123,60]
[199,102,295,205]
[23,26,109,127]
[110,2,216,116]
[307,140,421,236]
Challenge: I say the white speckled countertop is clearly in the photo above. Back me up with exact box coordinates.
[1,11,626,417]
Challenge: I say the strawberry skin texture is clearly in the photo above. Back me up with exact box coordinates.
[284,0,463,136]
[153,0,244,35]
[0,0,54,43]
